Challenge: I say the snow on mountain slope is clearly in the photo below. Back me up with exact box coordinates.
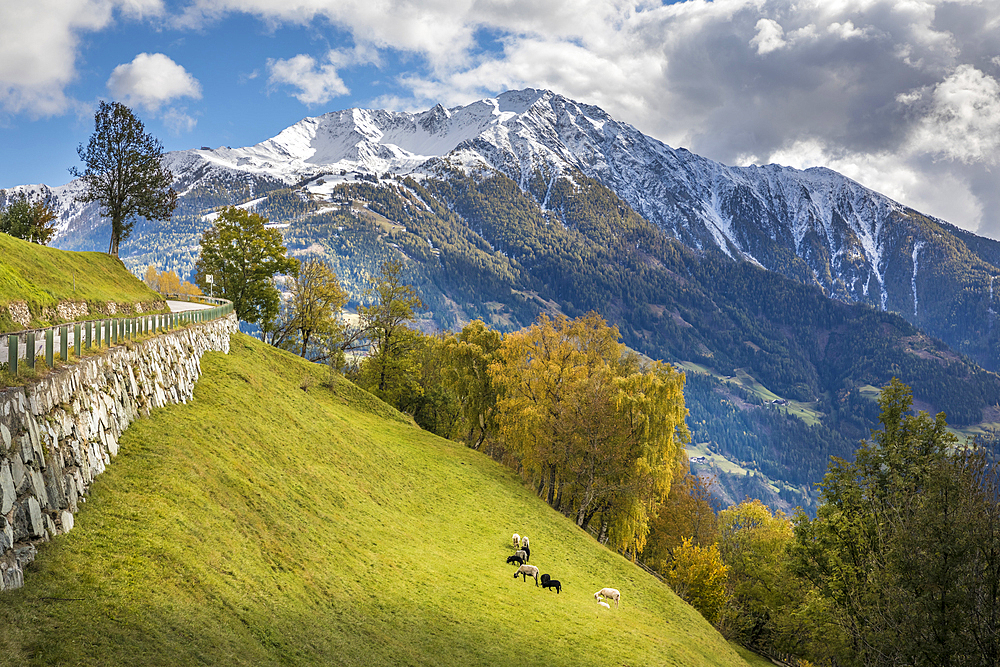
[176,93,547,181]
[18,87,1000,342]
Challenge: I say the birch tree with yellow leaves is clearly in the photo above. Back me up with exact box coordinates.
[489,312,689,553]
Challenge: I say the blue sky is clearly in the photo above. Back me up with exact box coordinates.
[2,0,1000,240]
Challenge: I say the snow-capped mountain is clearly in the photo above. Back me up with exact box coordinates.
[15,88,1000,369]
[157,88,998,317]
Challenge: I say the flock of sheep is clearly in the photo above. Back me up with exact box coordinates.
[507,533,620,611]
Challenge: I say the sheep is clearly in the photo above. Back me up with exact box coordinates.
[521,545,530,562]
[594,588,620,609]
[520,535,529,549]
[514,564,539,586]
[598,600,611,609]
[513,549,528,562]
[540,574,561,593]
[506,554,524,566]
[512,533,521,548]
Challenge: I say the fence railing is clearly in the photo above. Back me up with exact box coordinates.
[1,297,233,377]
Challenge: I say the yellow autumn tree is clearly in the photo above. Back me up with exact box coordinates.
[440,320,503,451]
[143,265,160,292]
[489,312,689,552]
[641,473,718,572]
[142,266,201,297]
[666,537,729,624]
[717,499,803,649]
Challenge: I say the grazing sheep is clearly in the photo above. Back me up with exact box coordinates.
[506,554,524,566]
[598,601,611,609]
[512,533,521,548]
[521,535,529,549]
[514,564,539,586]
[513,549,528,562]
[521,545,530,562]
[540,574,561,593]
[594,588,621,609]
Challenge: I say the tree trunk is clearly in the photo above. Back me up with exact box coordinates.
[598,517,609,544]
[546,463,557,507]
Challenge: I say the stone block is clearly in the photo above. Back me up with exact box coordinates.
[26,497,42,538]
[29,468,48,509]
[10,454,24,489]
[43,456,66,510]
[15,543,36,569]
[64,472,79,512]
[60,511,73,534]
[2,563,24,592]
[0,461,14,515]
[18,433,34,467]
[0,517,12,550]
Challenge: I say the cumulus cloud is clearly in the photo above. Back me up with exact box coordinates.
[107,53,202,111]
[903,65,1000,163]
[267,52,350,105]
[750,18,786,55]
[0,0,163,116]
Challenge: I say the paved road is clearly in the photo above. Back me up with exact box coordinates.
[167,300,215,312]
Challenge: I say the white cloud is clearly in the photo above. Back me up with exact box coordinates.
[267,53,350,105]
[904,65,1000,164]
[750,18,786,55]
[0,0,163,116]
[107,53,202,111]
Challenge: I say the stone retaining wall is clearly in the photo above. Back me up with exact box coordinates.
[0,313,238,591]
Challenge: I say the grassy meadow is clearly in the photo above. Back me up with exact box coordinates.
[0,333,757,666]
[0,233,164,332]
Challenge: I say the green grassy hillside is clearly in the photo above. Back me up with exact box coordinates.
[0,334,754,666]
[0,233,164,332]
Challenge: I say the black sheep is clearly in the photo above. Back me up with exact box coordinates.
[522,545,530,562]
[506,554,524,566]
[540,574,561,593]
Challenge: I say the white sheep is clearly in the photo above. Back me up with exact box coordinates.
[514,549,528,562]
[512,533,521,548]
[598,600,611,609]
[594,588,620,608]
[514,564,540,586]
[520,535,529,549]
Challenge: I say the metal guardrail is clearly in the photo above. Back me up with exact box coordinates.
[1,295,233,377]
